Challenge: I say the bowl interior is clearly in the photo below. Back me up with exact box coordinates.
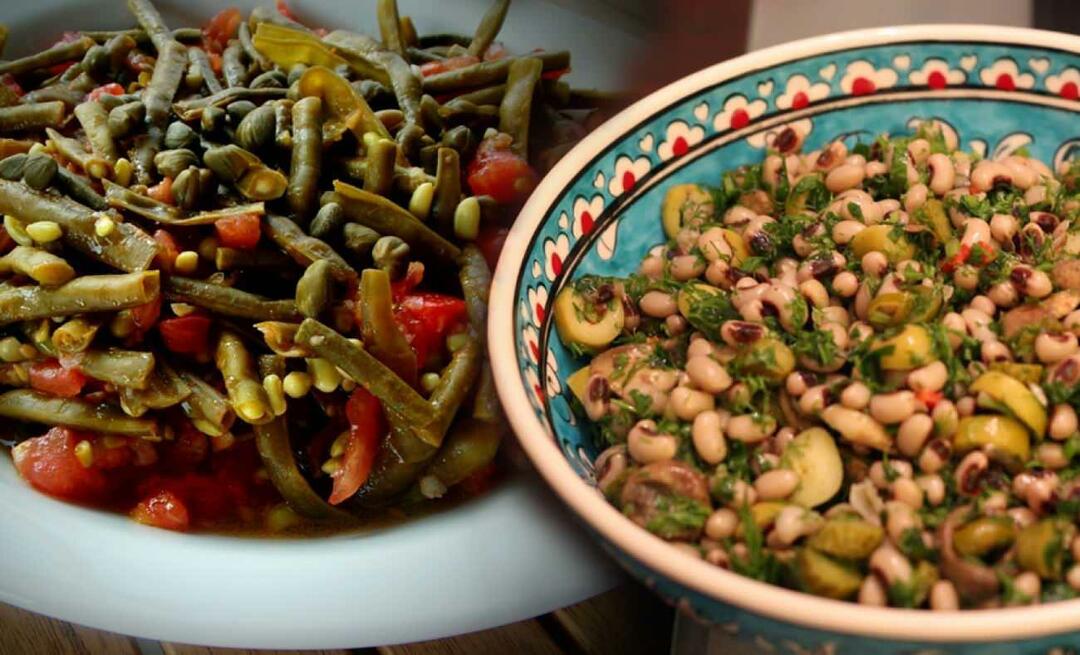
[494,24,1080,643]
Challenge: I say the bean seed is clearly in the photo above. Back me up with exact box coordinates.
[1050,404,1079,441]
[669,386,714,420]
[692,410,727,464]
[825,163,865,193]
[639,290,677,317]
[897,413,934,457]
[916,475,945,506]
[908,361,947,392]
[754,469,799,500]
[725,414,776,443]
[686,356,732,394]
[869,390,916,424]
[627,419,678,464]
[1035,332,1079,364]
[704,508,738,540]
[927,153,955,195]
[858,575,888,606]
[930,580,959,610]
[892,477,924,509]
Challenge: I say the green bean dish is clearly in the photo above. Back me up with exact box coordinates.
[0,0,605,533]
[555,123,1080,609]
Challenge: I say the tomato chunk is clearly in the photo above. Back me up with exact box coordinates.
[131,490,191,531]
[419,55,479,77]
[130,294,162,334]
[467,134,538,204]
[394,293,468,368]
[330,389,385,505]
[12,428,107,502]
[202,7,242,53]
[87,83,125,102]
[147,176,174,205]
[28,359,87,398]
[158,314,212,355]
[153,229,180,273]
[214,213,262,249]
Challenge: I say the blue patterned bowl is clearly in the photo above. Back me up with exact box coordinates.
[489,25,1080,654]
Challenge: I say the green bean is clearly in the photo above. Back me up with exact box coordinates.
[129,125,162,185]
[295,318,434,434]
[238,21,272,72]
[467,0,510,58]
[370,50,422,129]
[118,362,191,417]
[295,259,332,319]
[103,179,183,222]
[215,246,293,271]
[45,128,111,179]
[53,167,109,211]
[340,158,435,193]
[188,46,223,94]
[363,138,397,196]
[0,36,95,76]
[22,319,55,357]
[427,330,481,441]
[0,271,160,325]
[406,46,444,64]
[253,321,310,357]
[264,214,356,283]
[21,85,86,108]
[172,87,286,121]
[73,101,119,164]
[472,362,500,422]
[255,417,351,520]
[418,417,501,491]
[343,223,380,258]
[51,318,100,354]
[499,56,542,158]
[307,31,390,87]
[0,363,29,388]
[287,96,322,219]
[0,389,160,437]
[432,147,462,234]
[274,98,293,148]
[309,201,344,240]
[216,329,273,425]
[349,411,436,505]
[360,268,417,384]
[377,0,407,56]
[126,0,171,52]
[165,276,300,321]
[178,370,235,437]
[333,180,461,264]
[0,102,66,133]
[421,50,569,93]
[143,39,187,126]
[104,34,137,71]
[72,349,156,389]
[107,100,145,137]
[0,245,75,285]
[223,40,248,88]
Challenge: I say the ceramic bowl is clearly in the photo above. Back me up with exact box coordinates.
[490,24,1080,654]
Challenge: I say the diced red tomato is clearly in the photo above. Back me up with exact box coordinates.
[0,74,24,98]
[915,389,944,410]
[86,83,125,102]
[394,293,468,367]
[153,229,180,273]
[158,314,212,355]
[131,490,190,531]
[390,262,425,300]
[476,226,509,271]
[483,43,508,61]
[206,51,223,75]
[163,422,209,469]
[148,176,174,205]
[419,55,480,77]
[541,67,570,81]
[940,243,971,274]
[46,31,83,75]
[329,388,385,505]
[12,428,108,501]
[202,7,242,53]
[28,359,87,398]
[214,213,262,249]
[276,0,299,21]
[0,224,13,254]
[467,133,538,204]
[968,242,997,267]
[130,294,162,333]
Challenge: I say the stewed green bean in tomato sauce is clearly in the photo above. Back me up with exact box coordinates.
[0,0,607,533]
[556,123,1080,609]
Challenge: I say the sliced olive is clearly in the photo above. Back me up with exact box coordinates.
[952,415,1030,468]
[797,548,863,600]
[735,501,789,538]
[808,517,883,559]
[849,224,917,263]
[677,282,725,327]
[662,183,714,238]
[566,366,590,405]
[736,337,796,380]
[988,362,1044,385]
[553,283,625,353]
[1016,519,1075,580]
[916,198,954,243]
[867,292,914,328]
[953,516,1016,558]
[969,371,1047,438]
[781,427,843,508]
[873,324,935,371]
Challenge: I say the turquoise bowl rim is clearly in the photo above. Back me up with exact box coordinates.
[489,24,1080,643]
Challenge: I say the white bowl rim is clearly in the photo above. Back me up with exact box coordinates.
[490,23,1080,643]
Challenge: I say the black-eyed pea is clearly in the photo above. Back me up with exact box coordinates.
[869,544,913,587]
[897,413,934,457]
[919,438,952,474]
[1070,534,1080,563]
[927,153,955,196]
[832,270,859,298]
[825,163,865,193]
[639,254,664,278]
[941,312,968,348]
[930,580,960,611]
[671,543,702,559]
[799,384,831,415]
[956,395,976,417]
[1036,442,1068,470]
[858,575,888,606]
[907,361,947,393]
[884,500,919,543]
[891,477,924,509]
[1011,266,1053,299]
[1024,184,1047,206]
[754,469,800,501]
[772,426,796,453]
[1067,565,1080,593]
[728,479,757,507]
[814,141,847,171]
[869,390,916,424]
[686,356,732,394]
[1012,572,1041,604]
[670,386,714,421]
[840,381,871,410]
[969,295,996,317]
[1000,157,1037,190]
[692,410,727,465]
[853,282,873,320]
[953,264,980,291]
[665,314,688,336]
[1066,309,1080,331]
[687,335,716,359]
[1035,332,1079,364]
[860,250,889,277]
[799,278,829,308]
[961,307,992,334]
[627,419,679,464]
[595,444,629,495]
[907,138,931,165]
[932,399,959,439]
[762,154,784,189]
[724,204,756,228]
[830,220,865,246]
[720,320,765,347]
[903,183,928,214]
[848,321,874,345]
[583,375,611,421]
[865,160,888,179]
[980,340,1012,364]
[670,254,705,281]
[770,505,823,546]
[640,290,677,317]
[868,460,897,488]
[989,213,1018,244]
[785,371,811,397]
[704,507,739,540]
[970,160,1010,192]
[916,474,945,506]
[988,282,1018,308]
[1050,404,1079,441]
[696,227,732,262]
[726,413,776,443]
[704,259,731,287]
[961,217,993,245]
[816,305,850,327]
[1007,506,1037,529]
[837,189,882,223]
[954,451,989,497]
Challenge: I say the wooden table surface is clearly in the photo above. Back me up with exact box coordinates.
[1,583,673,655]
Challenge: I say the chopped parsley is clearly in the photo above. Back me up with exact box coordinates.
[642,494,710,540]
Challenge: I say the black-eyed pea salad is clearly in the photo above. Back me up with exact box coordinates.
[555,123,1080,609]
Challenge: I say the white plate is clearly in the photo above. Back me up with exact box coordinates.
[0,0,630,648]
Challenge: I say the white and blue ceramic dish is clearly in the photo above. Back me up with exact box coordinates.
[490,24,1080,653]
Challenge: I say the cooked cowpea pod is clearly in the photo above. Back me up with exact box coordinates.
[432,147,462,233]
[215,246,293,271]
[128,126,162,185]
[21,154,58,190]
[187,46,223,94]
[118,362,191,417]
[333,180,461,263]
[295,259,333,319]
[153,148,197,178]
[46,128,111,179]
[107,101,146,137]
[0,271,160,325]
[20,85,85,107]
[165,276,300,321]
[142,39,188,126]
[255,417,351,519]
[0,35,94,75]
[53,166,109,210]
[0,102,66,133]
[263,214,356,282]
[253,321,310,357]
[376,0,407,56]
[216,329,273,425]
[74,101,119,164]
[235,103,276,151]
[499,56,542,158]
[363,137,397,196]
[340,158,434,193]
[178,370,235,437]
[0,389,160,437]
[342,223,380,258]
[359,268,417,384]
[126,0,172,52]
[222,40,249,88]
[370,50,422,129]
[287,96,322,218]
[467,0,510,58]
[51,318,100,354]
[410,418,501,500]
[238,21,272,72]
[203,144,287,200]
[172,86,286,120]
[0,246,75,285]
[309,201,344,239]
[71,349,156,389]
[421,50,569,93]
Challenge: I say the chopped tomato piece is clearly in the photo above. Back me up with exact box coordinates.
[130,294,162,333]
[163,422,209,469]
[483,43,508,61]
[158,314,212,355]
[476,226,508,271]
[467,133,538,204]
[206,50,223,75]
[968,242,997,267]
[131,490,190,531]
[147,176,174,205]
[419,55,479,77]
[915,389,944,410]
[390,262,425,300]
[153,229,180,273]
[214,213,262,249]
[28,359,87,398]
[0,224,13,254]
[46,32,83,75]
[86,83,125,102]
[0,74,24,98]
[940,243,971,274]
[394,293,468,367]
[541,67,570,81]
[275,0,298,21]
[202,7,241,53]
[12,428,108,501]
[329,388,385,505]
